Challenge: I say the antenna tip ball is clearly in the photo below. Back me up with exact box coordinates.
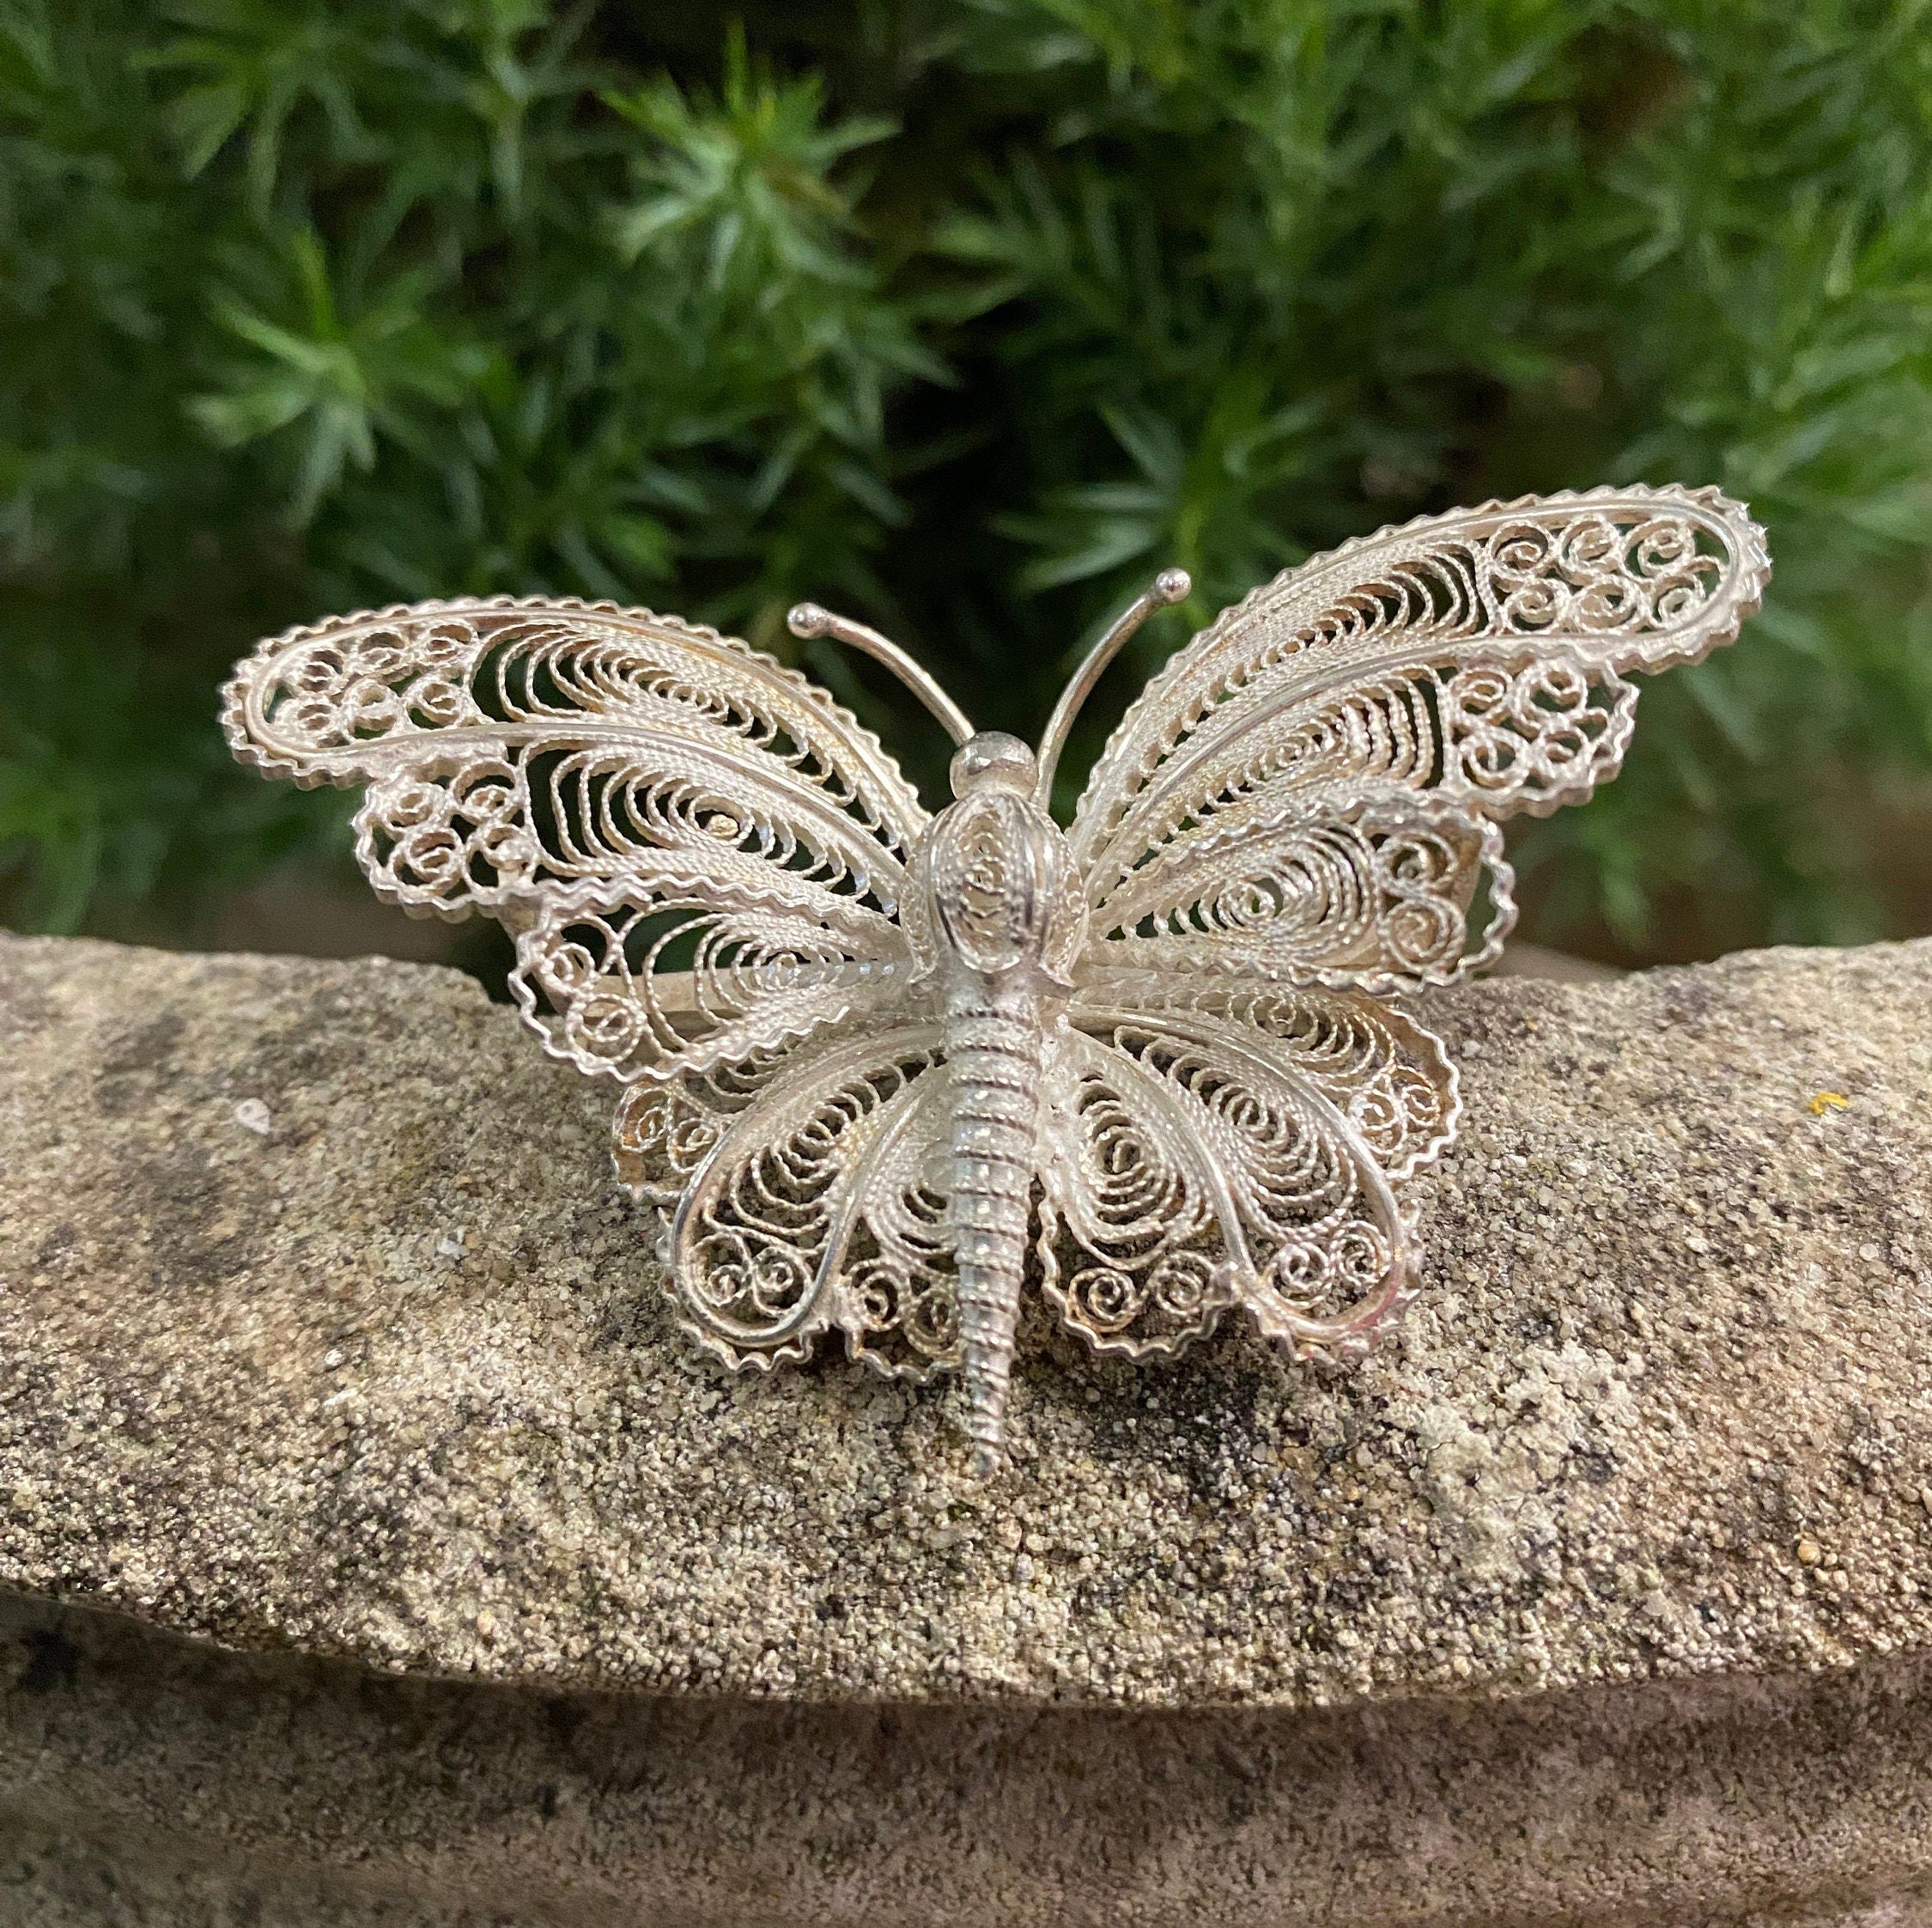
[1154,569,1192,604]
[787,602,829,639]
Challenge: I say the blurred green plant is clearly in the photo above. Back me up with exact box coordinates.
[4,0,1932,960]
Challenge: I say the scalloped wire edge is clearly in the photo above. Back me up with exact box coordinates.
[640,983,1458,1382]
[1031,1193,1225,1365]
[213,494,1765,1413]
[343,769,915,934]
[655,1223,966,1388]
[642,1032,967,1387]
[1054,989,1461,1186]
[1033,1186,1426,1371]
[1054,1013,1430,1365]
[1078,640,1630,991]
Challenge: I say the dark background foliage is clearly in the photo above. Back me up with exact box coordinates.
[6,0,1932,972]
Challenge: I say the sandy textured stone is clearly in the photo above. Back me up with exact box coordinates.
[5,1591,1932,1928]
[1,931,1929,1710]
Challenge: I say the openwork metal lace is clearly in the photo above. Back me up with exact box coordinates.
[225,484,1769,1471]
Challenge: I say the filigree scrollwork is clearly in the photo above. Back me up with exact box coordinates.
[1086,795,1513,990]
[1070,487,1767,967]
[223,485,1768,1466]
[246,615,488,761]
[354,752,536,915]
[660,1026,957,1377]
[612,1080,725,1207]
[1035,1044,1231,1359]
[223,597,931,921]
[1043,1013,1417,1362]
[1072,975,1458,1180]
[1485,507,1724,636]
[1438,651,1637,813]
[510,877,916,1083]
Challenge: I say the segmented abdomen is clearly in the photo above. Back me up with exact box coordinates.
[945,978,1042,1473]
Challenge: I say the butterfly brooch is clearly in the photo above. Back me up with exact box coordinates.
[224,486,1767,1471]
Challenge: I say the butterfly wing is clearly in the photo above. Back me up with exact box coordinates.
[1048,484,1766,1361]
[1039,981,1455,1362]
[1068,485,1769,990]
[222,596,930,1086]
[630,1020,963,1380]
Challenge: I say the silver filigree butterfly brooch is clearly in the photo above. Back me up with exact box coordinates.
[224,487,1768,1471]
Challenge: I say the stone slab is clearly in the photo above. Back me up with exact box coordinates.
[1,933,1929,1709]
[3,1591,1932,1927]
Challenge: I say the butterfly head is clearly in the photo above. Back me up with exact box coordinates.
[949,731,1036,800]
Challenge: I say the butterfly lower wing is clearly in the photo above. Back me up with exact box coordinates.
[223,597,928,1082]
[1072,970,1459,1181]
[1040,985,1455,1361]
[1084,788,1517,992]
[650,1022,963,1381]
[1068,486,1767,989]
[508,869,914,1085]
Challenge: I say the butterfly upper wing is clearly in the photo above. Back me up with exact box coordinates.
[222,596,931,1085]
[1068,484,1769,990]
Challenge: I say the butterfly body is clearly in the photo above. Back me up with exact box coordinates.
[223,484,1770,1472]
[920,733,1084,1469]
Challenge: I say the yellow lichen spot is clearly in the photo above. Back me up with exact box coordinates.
[1807,1092,1850,1116]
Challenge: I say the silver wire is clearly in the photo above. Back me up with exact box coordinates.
[1031,569,1192,806]
[786,603,976,748]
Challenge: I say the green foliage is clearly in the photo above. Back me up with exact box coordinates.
[5,0,1932,957]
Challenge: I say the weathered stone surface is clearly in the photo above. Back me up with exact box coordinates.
[1,932,1929,1712]
[5,1590,1932,1928]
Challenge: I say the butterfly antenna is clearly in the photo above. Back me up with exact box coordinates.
[787,603,975,748]
[1032,569,1192,806]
